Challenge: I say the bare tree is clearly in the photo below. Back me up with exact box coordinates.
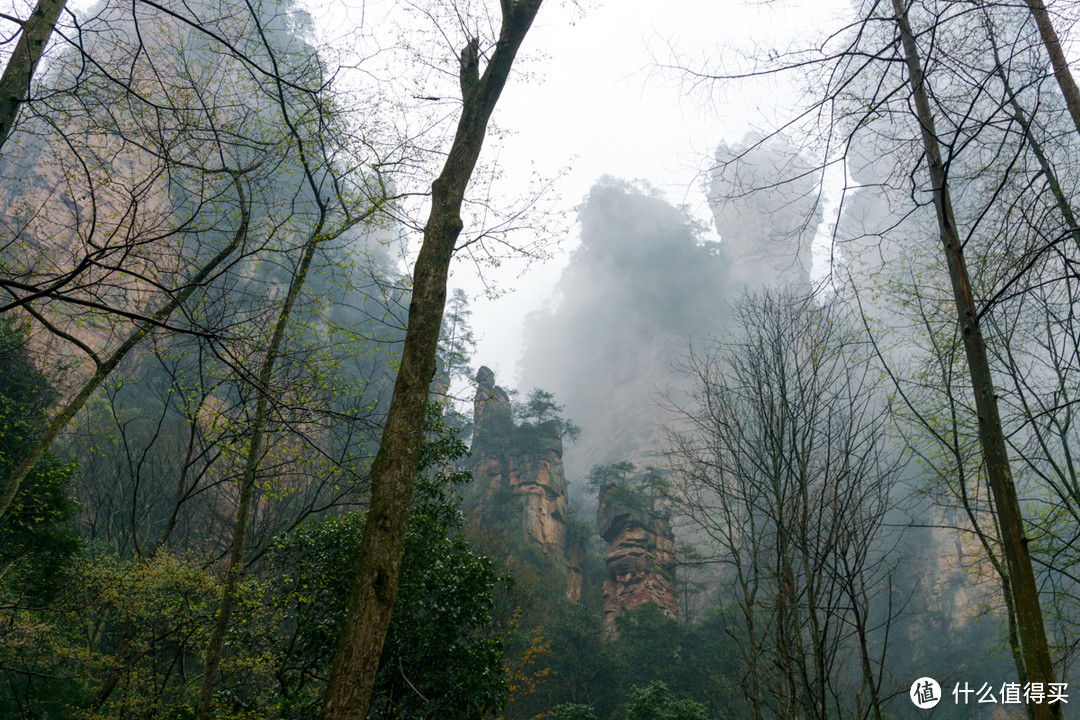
[888,3,1060,711]
[679,1,1076,709]
[667,290,898,720]
[0,0,398,520]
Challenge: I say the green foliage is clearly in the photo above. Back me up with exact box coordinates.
[513,388,581,443]
[0,547,223,720]
[586,462,636,490]
[613,606,738,718]
[624,681,712,720]
[83,550,223,717]
[560,419,582,444]
[601,484,648,516]
[590,463,669,518]
[523,603,624,718]
[615,606,685,688]
[505,601,737,720]
[0,450,78,600]
[264,404,509,719]
[416,401,472,477]
[563,505,597,548]
[519,388,561,424]
[588,463,667,496]
[0,317,79,602]
[550,702,599,720]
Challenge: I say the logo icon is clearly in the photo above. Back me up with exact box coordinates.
[911,677,941,709]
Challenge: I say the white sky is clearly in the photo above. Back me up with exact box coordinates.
[440,0,851,384]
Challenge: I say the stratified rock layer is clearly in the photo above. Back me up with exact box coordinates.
[597,483,678,637]
[468,367,582,602]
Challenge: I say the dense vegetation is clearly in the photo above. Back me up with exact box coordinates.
[5,0,1080,718]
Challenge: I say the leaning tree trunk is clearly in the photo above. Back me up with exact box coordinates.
[1024,0,1080,140]
[319,2,543,718]
[0,176,250,520]
[0,0,66,150]
[892,3,1061,719]
[193,193,379,717]
[194,224,324,720]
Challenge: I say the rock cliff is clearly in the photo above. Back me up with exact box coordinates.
[468,367,582,601]
[596,481,678,638]
[517,179,732,482]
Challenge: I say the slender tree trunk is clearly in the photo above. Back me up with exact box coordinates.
[988,24,1080,254]
[848,568,884,720]
[194,197,377,716]
[194,222,323,720]
[0,177,250,519]
[319,2,543,718]
[891,3,1060,718]
[992,44,1072,720]
[0,0,66,151]
[1024,0,1080,139]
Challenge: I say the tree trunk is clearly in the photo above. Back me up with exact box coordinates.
[318,2,543,718]
[891,3,1060,718]
[0,0,66,151]
[195,223,322,720]
[1024,0,1080,139]
[988,17,1080,255]
[194,197,379,717]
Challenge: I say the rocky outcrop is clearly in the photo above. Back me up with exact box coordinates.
[468,367,582,602]
[709,135,817,290]
[597,482,678,638]
[517,180,733,482]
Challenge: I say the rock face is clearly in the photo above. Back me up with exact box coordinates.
[468,367,582,602]
[597,482,678,638]
[517,179,733,483]
[709,135,819,290]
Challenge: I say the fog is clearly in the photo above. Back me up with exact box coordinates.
[516,135,822,498]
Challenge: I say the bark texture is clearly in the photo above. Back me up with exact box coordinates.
[0,0,66,150]
[318,2,543,718]
[892,3,1060,718]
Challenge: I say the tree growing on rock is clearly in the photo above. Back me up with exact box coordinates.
[515,388,582,442]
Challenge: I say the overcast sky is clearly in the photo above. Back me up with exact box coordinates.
[440,0,850,384]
